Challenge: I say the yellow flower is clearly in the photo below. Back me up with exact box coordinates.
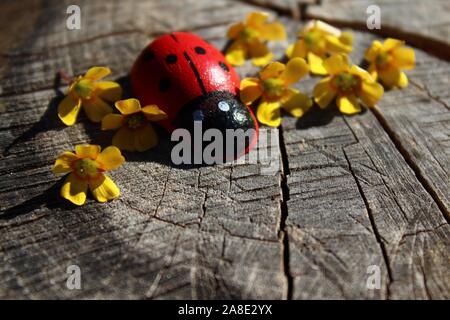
[364,38,415,88]
[58,67,122,126]
[286,20,353,75]
[313,54,384,115]
[52,144,125,206]
[101,98,167,152]
[225,11,286,66]
[240,57,312,127]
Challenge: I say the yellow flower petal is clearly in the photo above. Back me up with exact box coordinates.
[227,22,245,39]
[61,173,88,206]
[102,114,123,130]
[84,67,111,81]
[256,100,282,127]
[339,31,353,46]
[310,20,341,37]
[382,38,404,51]
[115,98,141,115]
[259,61,285,80]
[392,47,415,70]
[364,40,382,62]
[89,174,120,203]
[350,65,372,81]
[112,127,135,151]
[141,105,168,121]
[325,35,352,53]
[240,77,262,105]
[96,146,125,171]
[368,64,378,81]
[285,43,294,58]
[83,97,113,122]
[378,66,402,88]
[75,144,101,159]
[225,42,247,66]
[52,151,77,174]
[288,40,307,59]
[337,94,361,115]
[262,22,286,40]
[360,80,384,107]
[134,125,158,152]
[282,88,312,118]
[249,42,273,66]
[323,54,350,75]
[307,52,328,75]
[58,95,81,126]
[280,57,309,86]
[313,77,337,109]
[247,11,269,27]
[398,71,409,88]
[96,81,122,102]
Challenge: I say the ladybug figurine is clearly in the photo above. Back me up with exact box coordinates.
[130,32,258,163]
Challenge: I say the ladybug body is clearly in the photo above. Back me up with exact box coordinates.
[130,32,258,161]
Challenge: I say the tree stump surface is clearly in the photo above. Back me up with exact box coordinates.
[0,0,448,299]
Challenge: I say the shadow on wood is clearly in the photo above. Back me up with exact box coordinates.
[2,73,66,156]
[0,178,77,220]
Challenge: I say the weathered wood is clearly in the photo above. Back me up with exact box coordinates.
[0,0,449,299]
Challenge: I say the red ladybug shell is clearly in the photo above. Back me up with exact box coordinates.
[131,32,240,129]
[130,32,258,157]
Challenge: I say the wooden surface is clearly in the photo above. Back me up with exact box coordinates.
[0,0,449,299]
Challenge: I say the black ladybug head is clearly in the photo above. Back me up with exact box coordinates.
[173,91,258,164]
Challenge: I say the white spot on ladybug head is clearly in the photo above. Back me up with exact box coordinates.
[233,110,246,122]
[218,101,230,112]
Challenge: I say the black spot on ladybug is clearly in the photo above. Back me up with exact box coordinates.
[159,78,171,92]
[219,61,230,72]
[166,54,177,64]
[194,46,206,54]
[142,50,154,61]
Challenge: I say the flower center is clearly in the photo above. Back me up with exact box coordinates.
[74,79,95,99]
[262,78,285,98]
[239,28,259,42]
[126,113,146,130]
[375,52,391,69]
[333,72,360,92]
[74,158,98,178]
[303,31,323,51]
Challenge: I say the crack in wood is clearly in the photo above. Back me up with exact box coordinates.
[370,106,450,224]
[342,147,393,298]
[409,80,450,112]
[277,126,293,300]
